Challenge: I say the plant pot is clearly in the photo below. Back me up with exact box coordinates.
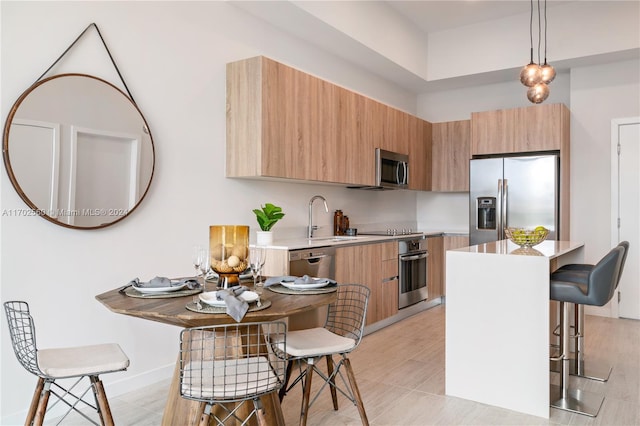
[256,231,273,246]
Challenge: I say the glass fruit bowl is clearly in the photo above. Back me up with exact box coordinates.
[505,226,549,247]
[209,225,249,288]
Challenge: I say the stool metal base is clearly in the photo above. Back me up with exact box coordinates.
[550,356,612,382]
[550,384,604,417]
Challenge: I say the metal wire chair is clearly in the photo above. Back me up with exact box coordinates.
[179,321,287,426]
[276,284,370,426]
[3,301,129,426]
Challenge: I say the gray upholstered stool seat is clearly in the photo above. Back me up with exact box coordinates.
[549,245,624,417]
[550,241,629,382]
[38,343,129,378]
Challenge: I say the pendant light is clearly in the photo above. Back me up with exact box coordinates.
[521,0,554,103]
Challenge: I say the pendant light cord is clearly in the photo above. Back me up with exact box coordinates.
[529,0,534,63]
[544,0,549,63]
[537,0,542,65]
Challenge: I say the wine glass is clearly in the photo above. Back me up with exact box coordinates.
[192,245,203,278]
[249,246,265,291]
[198,248,211,291]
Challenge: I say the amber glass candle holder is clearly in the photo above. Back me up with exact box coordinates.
[209,225,249,289]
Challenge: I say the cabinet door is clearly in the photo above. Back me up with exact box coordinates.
[408,117,432,191]
[427,237,444,299]
[471,109,516,155]
[335,244,381,326]
[432,120,470,192]
[514,103,568,152]
[335,243,399,325]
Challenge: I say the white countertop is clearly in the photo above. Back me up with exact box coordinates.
[263,231,445,250]
[451,239,584,259]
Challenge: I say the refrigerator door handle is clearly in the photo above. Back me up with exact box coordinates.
[497,179,503,240]
[503,178,509,231]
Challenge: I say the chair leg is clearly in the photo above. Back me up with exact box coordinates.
[25,378,45,426]
[279,360,294,402]
[90,376,115,426]
[32,380,52,426]
[550,301,604,417]
[300,361,314,426]
[325,355,339,410]
[253,398,268,426]
[198,403,211,426]
[342,357,369,426]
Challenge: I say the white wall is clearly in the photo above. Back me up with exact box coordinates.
[0,2,417,421]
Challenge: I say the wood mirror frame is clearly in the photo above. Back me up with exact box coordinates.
[3,73,155,229]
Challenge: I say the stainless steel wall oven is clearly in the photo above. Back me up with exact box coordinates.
[398,237,428,309]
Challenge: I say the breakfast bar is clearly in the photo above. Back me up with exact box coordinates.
[445,239,584,418]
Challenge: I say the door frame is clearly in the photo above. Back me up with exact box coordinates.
[610,116,640,318]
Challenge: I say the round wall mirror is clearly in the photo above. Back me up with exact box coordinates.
[3,73,155,229]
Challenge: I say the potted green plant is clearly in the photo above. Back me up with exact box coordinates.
[253,203,285,245]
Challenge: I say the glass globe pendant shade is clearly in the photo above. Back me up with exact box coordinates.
[520,62,542,87]
[540,62,556,84]
[527,82,550,104]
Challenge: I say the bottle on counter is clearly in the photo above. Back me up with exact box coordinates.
[333,210,343,236]
[342,216,349,235]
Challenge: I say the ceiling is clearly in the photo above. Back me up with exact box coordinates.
[385,0,574,33]
[232,1,638,92]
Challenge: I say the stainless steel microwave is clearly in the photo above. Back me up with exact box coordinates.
[376,148,408,189]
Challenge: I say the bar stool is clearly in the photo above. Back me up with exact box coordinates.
[549,245,624,417]
[4,301,130,425]
[551,241,629,381]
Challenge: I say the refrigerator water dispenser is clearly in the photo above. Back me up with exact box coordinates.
[476,197,496,230]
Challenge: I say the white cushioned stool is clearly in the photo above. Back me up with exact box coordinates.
[4,301,129,426]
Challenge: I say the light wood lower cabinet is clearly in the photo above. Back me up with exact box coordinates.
[335,242,398,326]
[427,236,444,299]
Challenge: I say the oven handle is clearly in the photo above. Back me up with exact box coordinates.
[399,252,428,262]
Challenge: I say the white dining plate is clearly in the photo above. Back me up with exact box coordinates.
[280,278,331,290]
[199,290,260,307]
[133,282,187,294]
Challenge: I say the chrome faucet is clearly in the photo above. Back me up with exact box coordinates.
[308,195,329,239]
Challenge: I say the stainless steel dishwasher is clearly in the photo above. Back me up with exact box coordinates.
[289,247,336,279]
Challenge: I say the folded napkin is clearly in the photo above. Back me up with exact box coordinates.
[264,276,297,287]
[215,286,249,322]
[128,276,200,289]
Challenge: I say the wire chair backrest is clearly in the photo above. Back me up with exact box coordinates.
[4,301,42,377]
[324,284,370,348]
[179,321,287,403]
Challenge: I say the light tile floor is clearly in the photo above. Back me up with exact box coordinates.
[47,304,640,425]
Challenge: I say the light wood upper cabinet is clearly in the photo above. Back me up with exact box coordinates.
[408,117,432,191]
[431,120,470,192]
[227,56,428,189]
[471,103,569,156]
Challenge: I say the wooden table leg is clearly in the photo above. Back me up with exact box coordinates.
[161,356,206,426]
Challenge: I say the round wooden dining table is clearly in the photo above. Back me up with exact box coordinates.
[96,285,336,425]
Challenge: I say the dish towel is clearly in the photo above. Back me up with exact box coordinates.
[126,277,200,290]
[215,286,250,322]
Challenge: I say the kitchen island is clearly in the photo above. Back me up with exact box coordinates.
[445,239,584,418]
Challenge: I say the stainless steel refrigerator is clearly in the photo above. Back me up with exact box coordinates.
[469,154,560,245]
